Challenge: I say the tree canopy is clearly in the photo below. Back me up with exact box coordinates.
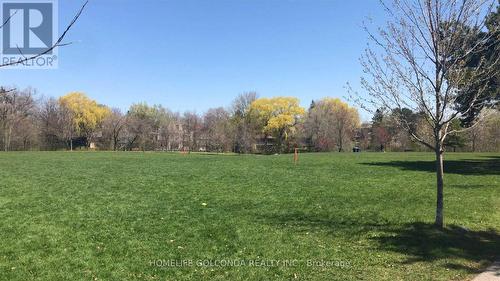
[249,97,305,151]
[58,92,110,146]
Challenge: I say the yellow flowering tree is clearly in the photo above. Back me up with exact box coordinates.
[59,92,110,149]
[249,97,305,152]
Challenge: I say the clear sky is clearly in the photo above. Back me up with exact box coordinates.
[1,0,386,120]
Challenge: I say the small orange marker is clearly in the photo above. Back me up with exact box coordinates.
[294,148,298,164]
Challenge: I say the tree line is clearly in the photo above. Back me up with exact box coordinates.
[0,88,498,153]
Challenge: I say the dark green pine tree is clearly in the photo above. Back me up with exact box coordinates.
[455,2,499,126]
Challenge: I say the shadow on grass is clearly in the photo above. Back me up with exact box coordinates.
[362,156,500,176]
[450,184,490,189]
[257,212,391,235]
[259,213,500,273]
[373,222,500,273]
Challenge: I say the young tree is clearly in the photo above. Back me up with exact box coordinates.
[351,0,499,228]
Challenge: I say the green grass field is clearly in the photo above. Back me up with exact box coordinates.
[0,152,498,281]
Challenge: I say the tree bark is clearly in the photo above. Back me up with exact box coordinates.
[435,146,444,229]
[6,125,12,151]
[3,124,11,151]
[338,129,343,152]
[3,129,7,151]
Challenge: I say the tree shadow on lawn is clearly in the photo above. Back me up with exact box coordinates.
[450,184,490,189]
[259,212,500,273]
[362,156,500,176]
[373,222,500,273]
[257,211,391,235]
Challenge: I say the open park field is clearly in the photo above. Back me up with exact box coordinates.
[0,152,498,280]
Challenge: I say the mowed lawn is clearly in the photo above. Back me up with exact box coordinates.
[0,152,498,281]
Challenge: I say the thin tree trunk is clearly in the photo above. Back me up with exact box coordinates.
[3,123,10,151]
[6,125,12,151]
[278,130,285,153]
[338,133,342,152]
[435,146,444,229]
[3,129,7,152]
[338,126,343,152]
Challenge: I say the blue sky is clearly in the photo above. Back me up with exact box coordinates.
[1,0,386,120]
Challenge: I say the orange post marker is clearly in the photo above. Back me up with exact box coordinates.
[294,148,298,164]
